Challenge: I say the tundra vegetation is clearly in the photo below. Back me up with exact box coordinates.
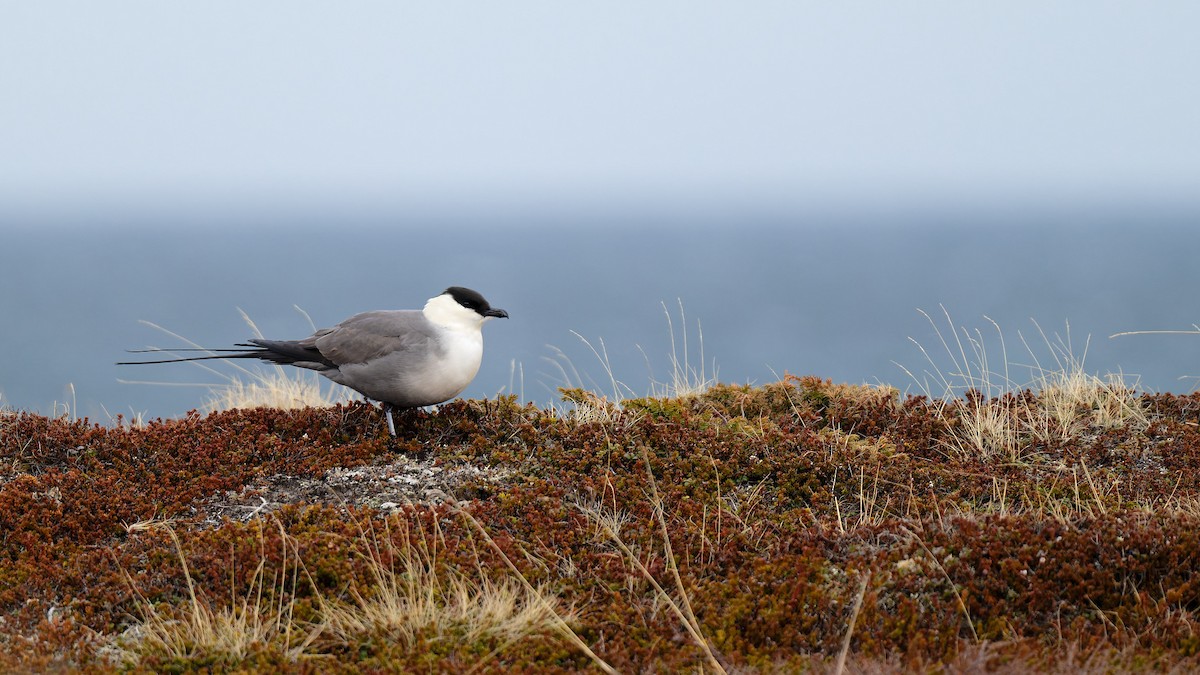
[2,311,1198,673]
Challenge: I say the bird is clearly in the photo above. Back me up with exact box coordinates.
[119,286,509,436]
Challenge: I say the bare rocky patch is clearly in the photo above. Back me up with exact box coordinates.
[198,455,514,523]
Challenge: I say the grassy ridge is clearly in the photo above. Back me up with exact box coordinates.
[2,377,1200,672]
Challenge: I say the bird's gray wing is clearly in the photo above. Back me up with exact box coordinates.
[307,310,442,367]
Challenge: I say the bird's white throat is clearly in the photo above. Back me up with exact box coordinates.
[422,293,486,332]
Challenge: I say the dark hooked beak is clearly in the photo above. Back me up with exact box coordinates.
[485,308,509,319]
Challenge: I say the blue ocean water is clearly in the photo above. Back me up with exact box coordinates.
[3,204,1198,422]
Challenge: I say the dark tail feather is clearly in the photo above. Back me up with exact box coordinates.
[117,344,268,365]
[118,340,335,369]
[245,339,336,369]
[123,347,258,355]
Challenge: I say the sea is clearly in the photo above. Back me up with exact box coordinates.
[3,201,1198,423]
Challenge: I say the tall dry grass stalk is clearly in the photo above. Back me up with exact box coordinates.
[320,515,572,656]
[834,572,871,675]
[898,306,1148,461]
[116,515,595,670]
[576,447,727,674]
[450,502,618,674]
[1021,320,1148,442]
[646,299,717,399]
[1111,323,1200,392]
[117,519,320,665]
[544,299,715,422]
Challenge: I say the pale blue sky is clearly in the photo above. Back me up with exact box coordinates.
[3,2,1198,217]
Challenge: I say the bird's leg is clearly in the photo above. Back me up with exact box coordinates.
[383,402,397,437]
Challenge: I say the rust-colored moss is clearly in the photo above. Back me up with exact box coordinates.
[3,384,1200,671]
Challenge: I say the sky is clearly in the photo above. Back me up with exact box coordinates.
[3,3,1200,418]
[3,2,1199,219]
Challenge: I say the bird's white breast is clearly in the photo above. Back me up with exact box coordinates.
[428,326,484,394]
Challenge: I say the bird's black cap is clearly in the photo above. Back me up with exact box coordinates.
[444,287,509,318]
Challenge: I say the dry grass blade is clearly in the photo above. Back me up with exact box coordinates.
[320,515,566,656]
[900,308,1150,462]
[115,513,578,670]
[834,571,871,675]
[450,501,617,675]
[545,298,716,420]
[902,526,978,642]
[577,450,727,674]
[115,519,321,665]
[644,299,717,399]
[643,449,706,661]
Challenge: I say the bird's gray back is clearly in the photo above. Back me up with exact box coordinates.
[310,310,445,368]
